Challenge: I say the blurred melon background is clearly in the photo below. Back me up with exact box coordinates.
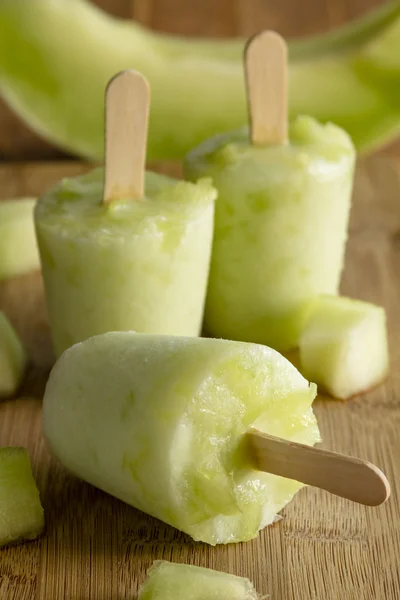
[0,0,398,162]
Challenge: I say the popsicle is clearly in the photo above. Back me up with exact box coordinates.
[42,332,389,546]
[184,32,355,352]
[299,295,389,400]
[0,312,27,398]
[138,561,260,600]
[0,447,44,547]
[0,198,39,280]
[35,71,216,356]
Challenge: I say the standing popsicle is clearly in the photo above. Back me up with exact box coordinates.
[185,32,355,352]
[43,332,389,546]
[35,71,216,356]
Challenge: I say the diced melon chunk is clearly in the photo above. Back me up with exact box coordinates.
[0,312,27,398]
[0,198,39,280]
[0,447,44,547]
[138,561,260,600]
[299,295,389,399]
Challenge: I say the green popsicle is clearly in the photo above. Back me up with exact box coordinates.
[43,332,320,545]
[35,168,215,356]
[185,33,355,352]
[35,71,216,356]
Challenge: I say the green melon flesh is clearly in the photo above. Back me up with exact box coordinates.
[0,198,40,280]
[43,332,319,545]
[138,561,259,600]
[0,312,27,398]
[35,168,216,356]
[299,295,389,399]
[0,447,44,547]
[1,1,400,160]
[185,116,355,352]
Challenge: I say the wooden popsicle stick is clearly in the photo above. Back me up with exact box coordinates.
[247,429,390,506]
[244,31,287,146]
[103,70,150,204]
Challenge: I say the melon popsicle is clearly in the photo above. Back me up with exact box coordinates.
[43,332,320,545]
[184,33,355,352]
[35,168,215,356]
[35,71,216,356]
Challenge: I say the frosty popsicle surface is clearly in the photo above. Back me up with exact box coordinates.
[43,332,319,545]
[35,168,215,355]
[185,115,355,351]
[185,31,355,352]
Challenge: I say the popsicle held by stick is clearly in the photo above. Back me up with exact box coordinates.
[103,69,150,204]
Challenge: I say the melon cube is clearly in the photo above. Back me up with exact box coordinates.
[299,295,389,399]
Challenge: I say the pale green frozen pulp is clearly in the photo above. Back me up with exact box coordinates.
[43,332,319,545]
[185,116,355,351]
[35,168,215,355]
[138,561,259,600]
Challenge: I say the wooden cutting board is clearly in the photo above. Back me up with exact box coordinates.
[0,157,399,600]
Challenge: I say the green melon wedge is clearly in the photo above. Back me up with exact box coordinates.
[0,198,39,280]
[138,561,260,600]
[299,295,389,400]
[0,447,44,547]
[0,312,27,398]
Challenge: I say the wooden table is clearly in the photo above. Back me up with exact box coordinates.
[0,157,399,599]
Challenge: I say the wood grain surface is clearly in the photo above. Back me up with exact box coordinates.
[1,0,399,162]
[0,157,399,599]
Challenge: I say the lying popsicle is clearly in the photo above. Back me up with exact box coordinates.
[185,32,355,352]
[35,71,216,356]
[0,198,39,280]
[299,295,389,400]
[138,561,260,600]
[42,332,389,546]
